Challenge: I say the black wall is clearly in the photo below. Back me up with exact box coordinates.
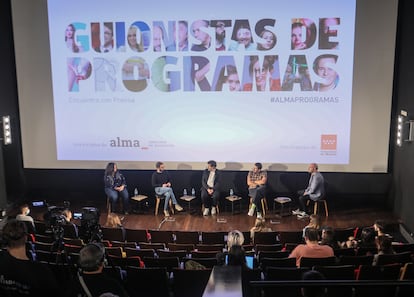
[0,0,410,227]
[390,0,414,231]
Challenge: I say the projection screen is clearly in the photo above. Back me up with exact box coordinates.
[12,0,398,172]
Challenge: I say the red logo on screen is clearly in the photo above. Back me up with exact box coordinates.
[321,134,337,150]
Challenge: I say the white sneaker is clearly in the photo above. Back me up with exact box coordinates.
[203,208,209,216]
[164,210,170,217]
[297,213,309,219]
[257,212,263,219]
[248,204,256,216]
[211,207,217,215]
[292,208,302,215]
[175,204,183,212]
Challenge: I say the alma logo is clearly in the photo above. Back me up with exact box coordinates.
[321,134,337,150]
[110,137,140,147]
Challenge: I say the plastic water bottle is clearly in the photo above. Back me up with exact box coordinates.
[183,189,187,196]
[134,188,138,196]
[230,188,234,196]
[191,188,195,196]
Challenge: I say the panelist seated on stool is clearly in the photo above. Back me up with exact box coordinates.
[151,161,183,217]
[292,163,325,219]
[201,160,221,216]
[104,162,130,214]
[155,193,175,216]
[247,162,267,219]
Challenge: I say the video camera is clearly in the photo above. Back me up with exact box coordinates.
[80,207,100,227]
[44,206,67,227]
[79,207,102,243]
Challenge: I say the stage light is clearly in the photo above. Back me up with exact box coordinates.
[2,116,12,145]
[396,111,414,147]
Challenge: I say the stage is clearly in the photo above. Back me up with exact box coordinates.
[30,199,402,235]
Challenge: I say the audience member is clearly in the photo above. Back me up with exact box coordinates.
[293,163,325,219]
[372,235,395,266]
[0,208,10,231]
[301,270,327,297]
[201,160,221,216]
[104,162,130,214]
[247,162,267,219]
[227,245,250,270]
[15,203,35,229]
[151,161,183,217]
[62,209,79,238]
[104,212,123,228]
[319,226,341,250]
[214,230,244,269]
[358,227,377,248]
[302,214,321,238]
[227,229,245,250]
[65,243,129,296]
[289,228,334,267]
[250,218,272,242]
[0,219,59,296]
[373,219,387,237]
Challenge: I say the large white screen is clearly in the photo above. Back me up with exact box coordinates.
[12,0,397,172]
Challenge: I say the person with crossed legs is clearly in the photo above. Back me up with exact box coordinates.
[151,161,183,217]
[293,163,325,219]
[247,162,267,219]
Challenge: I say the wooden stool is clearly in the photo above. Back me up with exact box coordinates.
[249,197,268,217]
[155,194,174,215]
[106,196,123,213]
[306,199,329,217]
[273,197,292,217]
[131,194,148,213]
[180,195,196,211]
[225,195,242,215]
